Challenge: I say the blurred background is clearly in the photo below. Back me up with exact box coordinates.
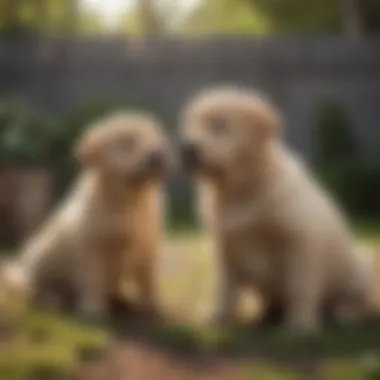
[0,0,379,246]
[1,1,380,380]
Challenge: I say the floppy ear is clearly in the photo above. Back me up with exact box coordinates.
[74,128,101,167]
[245,97,282,141]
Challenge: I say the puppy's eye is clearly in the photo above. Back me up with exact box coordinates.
[208,117,229,136]
[119,137,136,151]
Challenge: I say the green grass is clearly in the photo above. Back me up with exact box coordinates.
[0,309,108,380]
[1,226,380,379]
[355,220,380,245]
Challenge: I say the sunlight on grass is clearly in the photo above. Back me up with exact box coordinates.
[355,221,380,246]
[0,308,108,380]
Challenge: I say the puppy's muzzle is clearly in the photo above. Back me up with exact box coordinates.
[142,150,169,177]
[146,151,164,170]
[180,142,201,171]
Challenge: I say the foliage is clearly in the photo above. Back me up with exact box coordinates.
[320,157,380,220]
[249,0,342,35]
[166,180,197,230]
[182,0,270,36]
[313,100,359,167]
[0,99,60,165]
[249,0,380,35]
[313,99,380,220]
[117,0,192,35]
[0,0,104,36]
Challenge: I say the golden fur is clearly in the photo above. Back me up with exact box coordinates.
[13,112,172,318]
[180,86,377,330]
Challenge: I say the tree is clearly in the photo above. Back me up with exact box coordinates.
[0,0,104,36]
[339,0,363,37]
[117,0,180,36]
[249,0,380,35]
[181,0,269,36]
[77,9,104,35]
[137,0,164,35]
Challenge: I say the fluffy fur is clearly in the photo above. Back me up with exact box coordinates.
[180,86,378,331]
[11,112,172,318]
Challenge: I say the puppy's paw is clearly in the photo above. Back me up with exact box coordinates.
[256,303,284,329]
[108,296,136,318]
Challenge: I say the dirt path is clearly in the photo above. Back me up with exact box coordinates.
[76,338,245,380]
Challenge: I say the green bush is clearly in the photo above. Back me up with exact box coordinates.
[313,100,359,167]
[314,99,380,221]
[0,98,60,166]
[319,157,380,220]
[166,180,197,230]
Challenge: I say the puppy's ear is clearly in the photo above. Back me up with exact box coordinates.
[246,98,281,141]
[74,128,101,167]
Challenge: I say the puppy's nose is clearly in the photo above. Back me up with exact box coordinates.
[180,142,200,169]
[146,150,164,171]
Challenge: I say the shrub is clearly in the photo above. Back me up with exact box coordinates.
[319,157,380,220]
[313,99,380,221]
[0,98,60,166]
[166,179,197,230]
[313,100,359,167]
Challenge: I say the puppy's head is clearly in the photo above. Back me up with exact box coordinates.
[179,87,281,180]
[75,112,173,185]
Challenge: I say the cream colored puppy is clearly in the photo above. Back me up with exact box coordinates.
[179,86,377,331]
[13,112,172,318]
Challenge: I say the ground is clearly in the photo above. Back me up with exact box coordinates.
[1,224,380,379]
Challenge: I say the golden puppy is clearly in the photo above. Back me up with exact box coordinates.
[13,112,172,318]
[179,86,376,331]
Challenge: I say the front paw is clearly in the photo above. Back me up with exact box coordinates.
[108,296,136,317]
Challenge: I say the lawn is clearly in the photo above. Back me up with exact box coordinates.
[1,226,380,379]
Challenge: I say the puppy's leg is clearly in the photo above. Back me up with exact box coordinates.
[283,245,323,331]
[77,248,107,319]
[214,261,240,325]
[103,249,133,316]
[135,257,159,314]
[258,299,338,329]
[257,300,284,328]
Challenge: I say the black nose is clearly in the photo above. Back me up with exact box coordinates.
[146,151,164,171]
[180,142,201,170]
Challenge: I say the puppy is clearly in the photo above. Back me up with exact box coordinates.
[12,112,172,318]
[179,86,376,331]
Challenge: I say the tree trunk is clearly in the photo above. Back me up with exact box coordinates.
[339,0,364,37]
[3,0,21,30]
[138,0,162,36]
[62,0,79,35]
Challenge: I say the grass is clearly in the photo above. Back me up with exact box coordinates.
[0,309,108,379]
[1,224,379,379]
